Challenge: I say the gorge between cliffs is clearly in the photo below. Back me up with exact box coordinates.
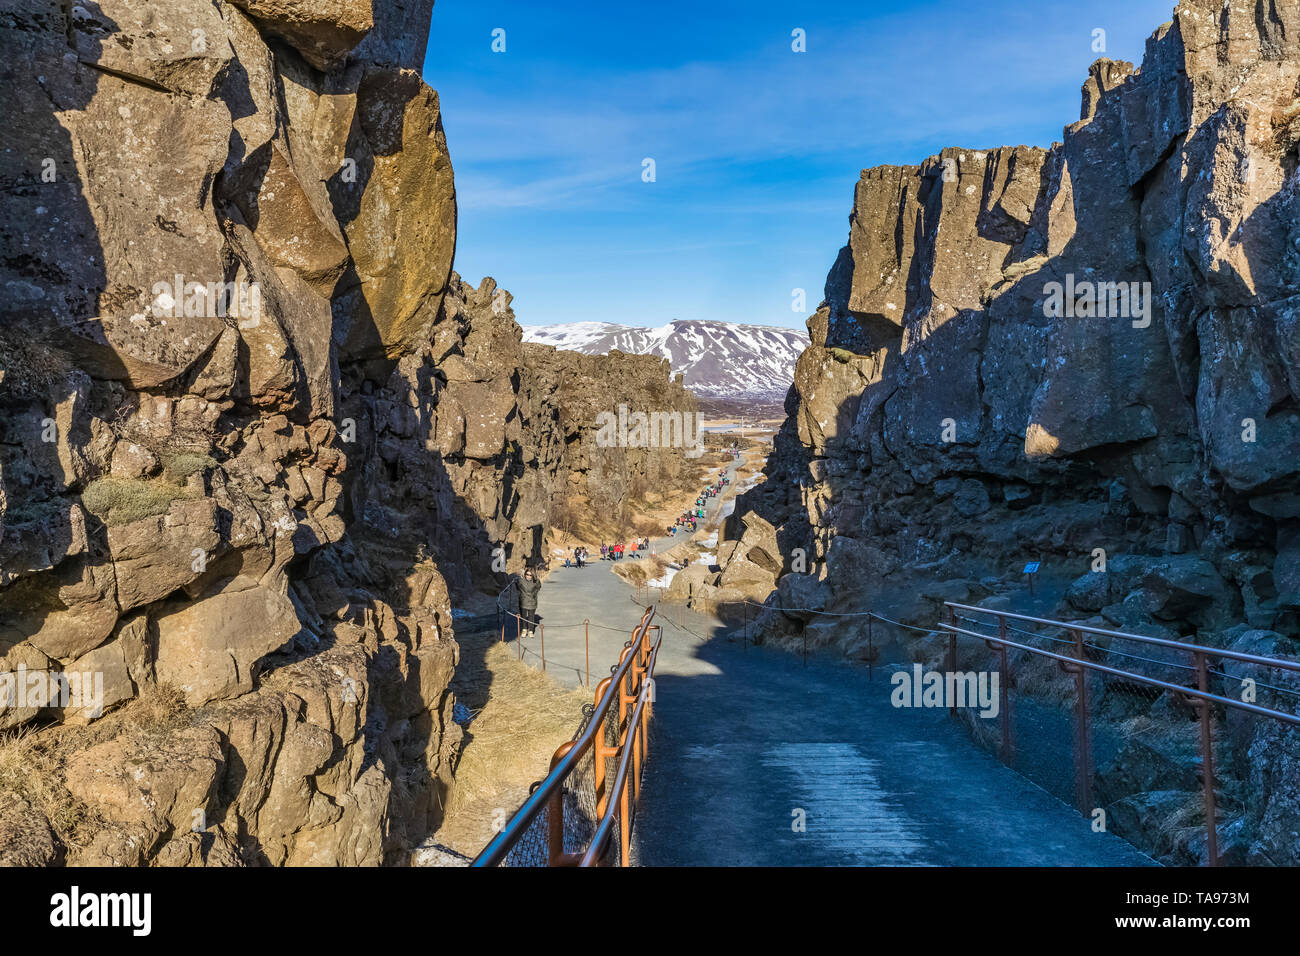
[1,0,1299,877]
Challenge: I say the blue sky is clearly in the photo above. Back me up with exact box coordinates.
[421,0,1175,330]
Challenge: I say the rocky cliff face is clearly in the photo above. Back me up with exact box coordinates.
[0,0,692,866]
[0,0,460,867]
[715,0,1300,863]
[339,272,697,601]
[731,0,1300,639]
[521,341,699,533]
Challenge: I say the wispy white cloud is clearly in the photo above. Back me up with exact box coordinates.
[427,0,1176,327]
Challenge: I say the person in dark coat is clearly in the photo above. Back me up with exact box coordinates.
[517,566,541,638]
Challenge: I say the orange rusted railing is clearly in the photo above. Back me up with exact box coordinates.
[473,606,660,867]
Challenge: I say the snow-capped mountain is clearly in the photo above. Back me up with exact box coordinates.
[522,320,808,407]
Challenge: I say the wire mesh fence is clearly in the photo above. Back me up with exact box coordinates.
[499,700,625,867]
[475,610,661,868]
[939,605,1300,865]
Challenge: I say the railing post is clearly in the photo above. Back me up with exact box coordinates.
[632,663,643,807]
[618,644,635,730]
[619,767,631,866]
[867,613,874,681]
[585,619,590,688]
[1195,651,1219,867]
[947,606,957,718]
[1072,628,1093,815]
[617,649,637,867]
[593,676,613,817]
[998,616,1013,767]
[540,623,546,673]
[547,743,573,865]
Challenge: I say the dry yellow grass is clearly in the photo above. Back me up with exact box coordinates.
[612,553,671,587]
[434,629,590,857]
[0,687,191,854]
[80,476,193,526]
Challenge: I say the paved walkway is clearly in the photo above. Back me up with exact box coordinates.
[520,465,1155,867]
[516,458,741,686]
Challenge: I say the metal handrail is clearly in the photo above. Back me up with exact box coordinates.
[582,687,651,866]
[940,622,1300,726]
[472,605,658,867]
[581,627,661,865]
[945,601,1300,673]
[938,601,1300,867]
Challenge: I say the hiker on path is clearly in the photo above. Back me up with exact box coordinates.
[517,566,541,638]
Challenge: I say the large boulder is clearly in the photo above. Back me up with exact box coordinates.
[153,577,302,705]
[230,0,375,70]
[0,795,59,867]
[105,497,222,614]
[775,573,831,622]
[65,727,224,840]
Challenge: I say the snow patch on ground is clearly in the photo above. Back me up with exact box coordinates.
[648,564,682,589]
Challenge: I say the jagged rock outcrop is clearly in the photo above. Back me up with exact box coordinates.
[719,0,1300,863]
[338,271,698,598]
[0,0,693,867]
[0,0,699,865]
[520,340,699,535]
[730,0,1300,634]
[0,0,460,866]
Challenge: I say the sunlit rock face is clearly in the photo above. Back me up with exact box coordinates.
[729,0,1300,622]
[0,0,463,867]
[713,0,1300,865]
[0,0,702,866]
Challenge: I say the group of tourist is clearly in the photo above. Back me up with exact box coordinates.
[523,461,739,639]
[561,535,654,568]
[600,539,649,561]
[667,469,731,536]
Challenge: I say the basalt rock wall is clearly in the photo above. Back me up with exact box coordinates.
[346,273,698,599]
[0,0,691,866]
[715,0,1300,865]
[729,0,1300,642]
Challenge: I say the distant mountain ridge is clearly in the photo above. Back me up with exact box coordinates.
[522,320,807,411]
